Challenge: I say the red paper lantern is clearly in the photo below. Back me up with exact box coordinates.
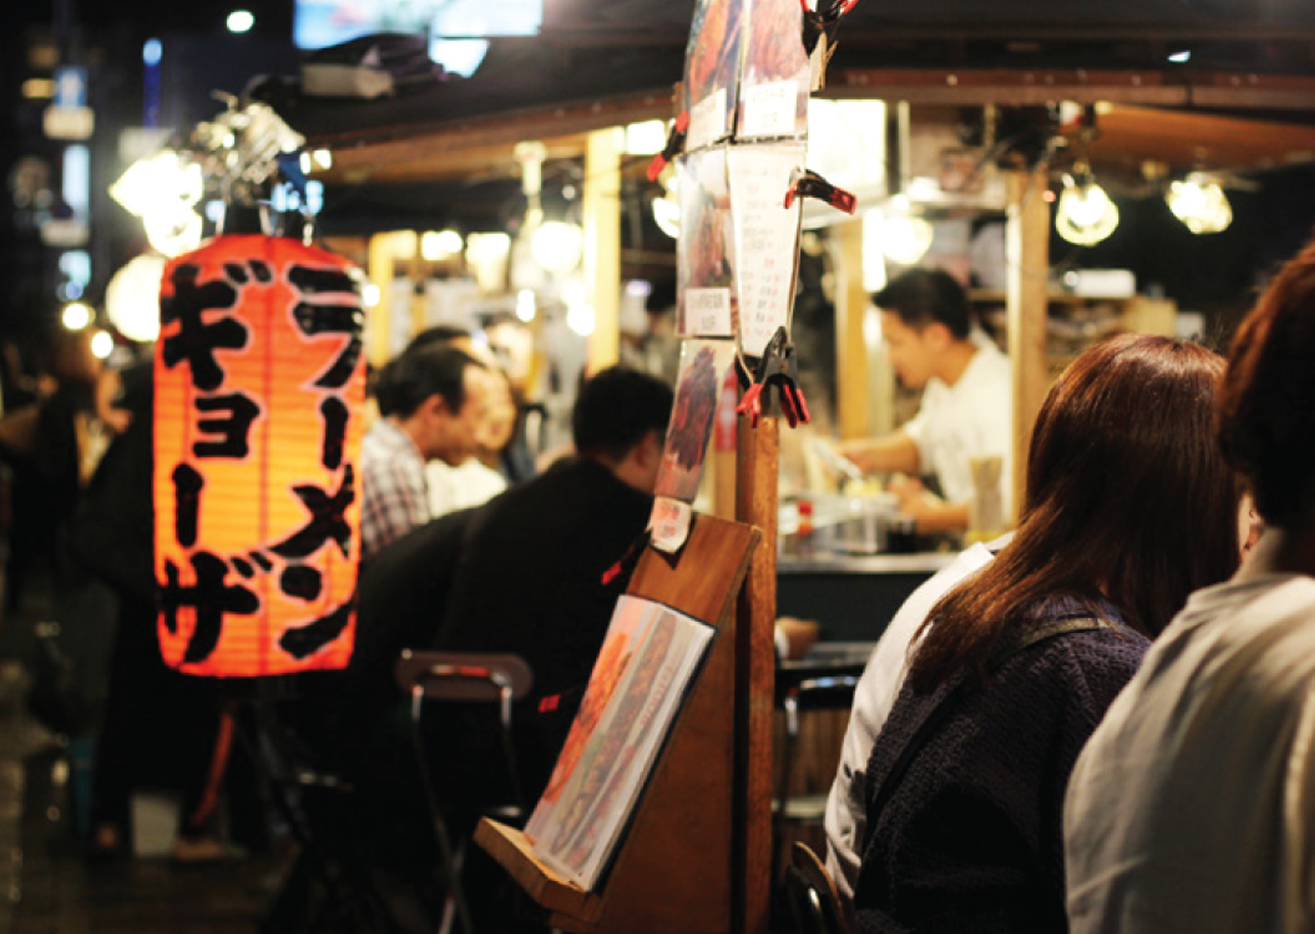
[153,233,367,677]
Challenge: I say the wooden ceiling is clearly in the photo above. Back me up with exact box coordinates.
[295,14,1315,228]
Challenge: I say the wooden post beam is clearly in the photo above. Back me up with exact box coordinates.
[734,414,778,934]
[834,220,872,440]
[584,127,623,373]
[1005,168,1050,523]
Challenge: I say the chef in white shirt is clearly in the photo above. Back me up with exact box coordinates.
[838,267,1012,534]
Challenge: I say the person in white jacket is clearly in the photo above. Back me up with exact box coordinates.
[822,533,1010,913]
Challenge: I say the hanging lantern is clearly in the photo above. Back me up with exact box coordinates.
[153,233,367,677]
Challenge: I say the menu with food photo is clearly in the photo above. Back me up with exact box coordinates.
[676,147,737,340]
[524,595,716,890]
[650,339,736,553]
[737,0,810,140]
[683,0,744,150]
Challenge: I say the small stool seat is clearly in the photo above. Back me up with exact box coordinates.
[394,650,533,934]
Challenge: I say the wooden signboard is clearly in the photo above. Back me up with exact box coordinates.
[476,513,762,934]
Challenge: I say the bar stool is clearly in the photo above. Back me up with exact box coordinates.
[785,841,854,934]
[395,650,533,934]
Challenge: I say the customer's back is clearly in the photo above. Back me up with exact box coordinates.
[852,334,1243,934]
[1066,239,1315,934]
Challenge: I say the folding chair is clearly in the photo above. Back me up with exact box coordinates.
[395,650,533,934]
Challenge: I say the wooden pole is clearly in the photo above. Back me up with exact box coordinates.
[366,232,396,367]
[833,220,872,440]
[1005,168,1051,522]
[734,414,778,934]
[584,127,622,372]
[409,236,427,338]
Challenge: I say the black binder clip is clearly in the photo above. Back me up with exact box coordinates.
[800,0,860,87]
[784,167,857,215]
[737,327,812,429]
[647,110,690,183]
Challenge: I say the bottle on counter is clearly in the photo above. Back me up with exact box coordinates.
[794,497,815,558]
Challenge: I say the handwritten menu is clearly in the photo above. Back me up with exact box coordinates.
[728,144,805,357]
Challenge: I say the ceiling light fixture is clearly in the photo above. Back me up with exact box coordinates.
[1055,162,1119,246]
[1166,172,1233,234]
[872,194,934,267]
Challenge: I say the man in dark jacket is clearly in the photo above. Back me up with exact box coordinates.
[344,366,672,932]
[355,365,673,802]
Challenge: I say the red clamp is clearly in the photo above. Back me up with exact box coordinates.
[736,327,812,429]
[647,111,691,183]
[784,168,857,214]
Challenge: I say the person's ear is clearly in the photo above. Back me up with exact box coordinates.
[635,430,662,467]
[423,393,450,420]
[924,321,953,351]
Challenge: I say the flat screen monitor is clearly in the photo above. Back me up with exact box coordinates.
[294,0,542,76]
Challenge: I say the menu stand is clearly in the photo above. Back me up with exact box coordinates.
[475,513,762,934]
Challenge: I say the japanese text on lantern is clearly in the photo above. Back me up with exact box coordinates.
[153,235,367,677]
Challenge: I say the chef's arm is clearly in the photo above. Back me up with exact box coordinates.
[834,430,921,476]
[901,498,970,534]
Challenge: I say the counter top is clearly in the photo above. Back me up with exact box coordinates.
[778,551,957,575]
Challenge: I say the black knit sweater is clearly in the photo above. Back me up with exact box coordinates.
[854,600,1150,934]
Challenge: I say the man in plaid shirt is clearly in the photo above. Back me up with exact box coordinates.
[359,343,492,563]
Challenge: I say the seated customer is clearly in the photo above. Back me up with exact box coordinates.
[852,334,1243,934]
[358,343,491,562]
[1063,243,1315,934]
[431,365,674,803]
[823,531,1009,912]
[336,366,670,933]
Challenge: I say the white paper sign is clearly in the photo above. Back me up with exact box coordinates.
[650,497,695,554]
[683,287,733,337]
[741,80,799,139]
[688,89,728,152]
[728,145,805,356]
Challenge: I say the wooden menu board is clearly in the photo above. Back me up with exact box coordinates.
[475,513,762,934]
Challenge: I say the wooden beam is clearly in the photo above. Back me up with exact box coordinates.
[307,90,677,185]
[827,68,1189,107]
[1096,104,1315,173]
[833,219,872,440]
[1005,168,1050,524]
[734,414,777,934]
[584,127,622,372]
[366,233,396,367]
[823,68,1315,111]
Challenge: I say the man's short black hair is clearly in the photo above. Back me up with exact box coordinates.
[572,366,674,462]
[374,344,483,419]
[872,267,972,341]
[406,325,472,353]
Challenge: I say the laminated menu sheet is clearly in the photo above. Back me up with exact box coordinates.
[524,595,715,890]
[650,340,737,553]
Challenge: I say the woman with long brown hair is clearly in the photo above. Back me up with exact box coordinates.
[852,333,1243,934]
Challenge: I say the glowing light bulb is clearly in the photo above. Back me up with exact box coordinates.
[1056,174,1120,246]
